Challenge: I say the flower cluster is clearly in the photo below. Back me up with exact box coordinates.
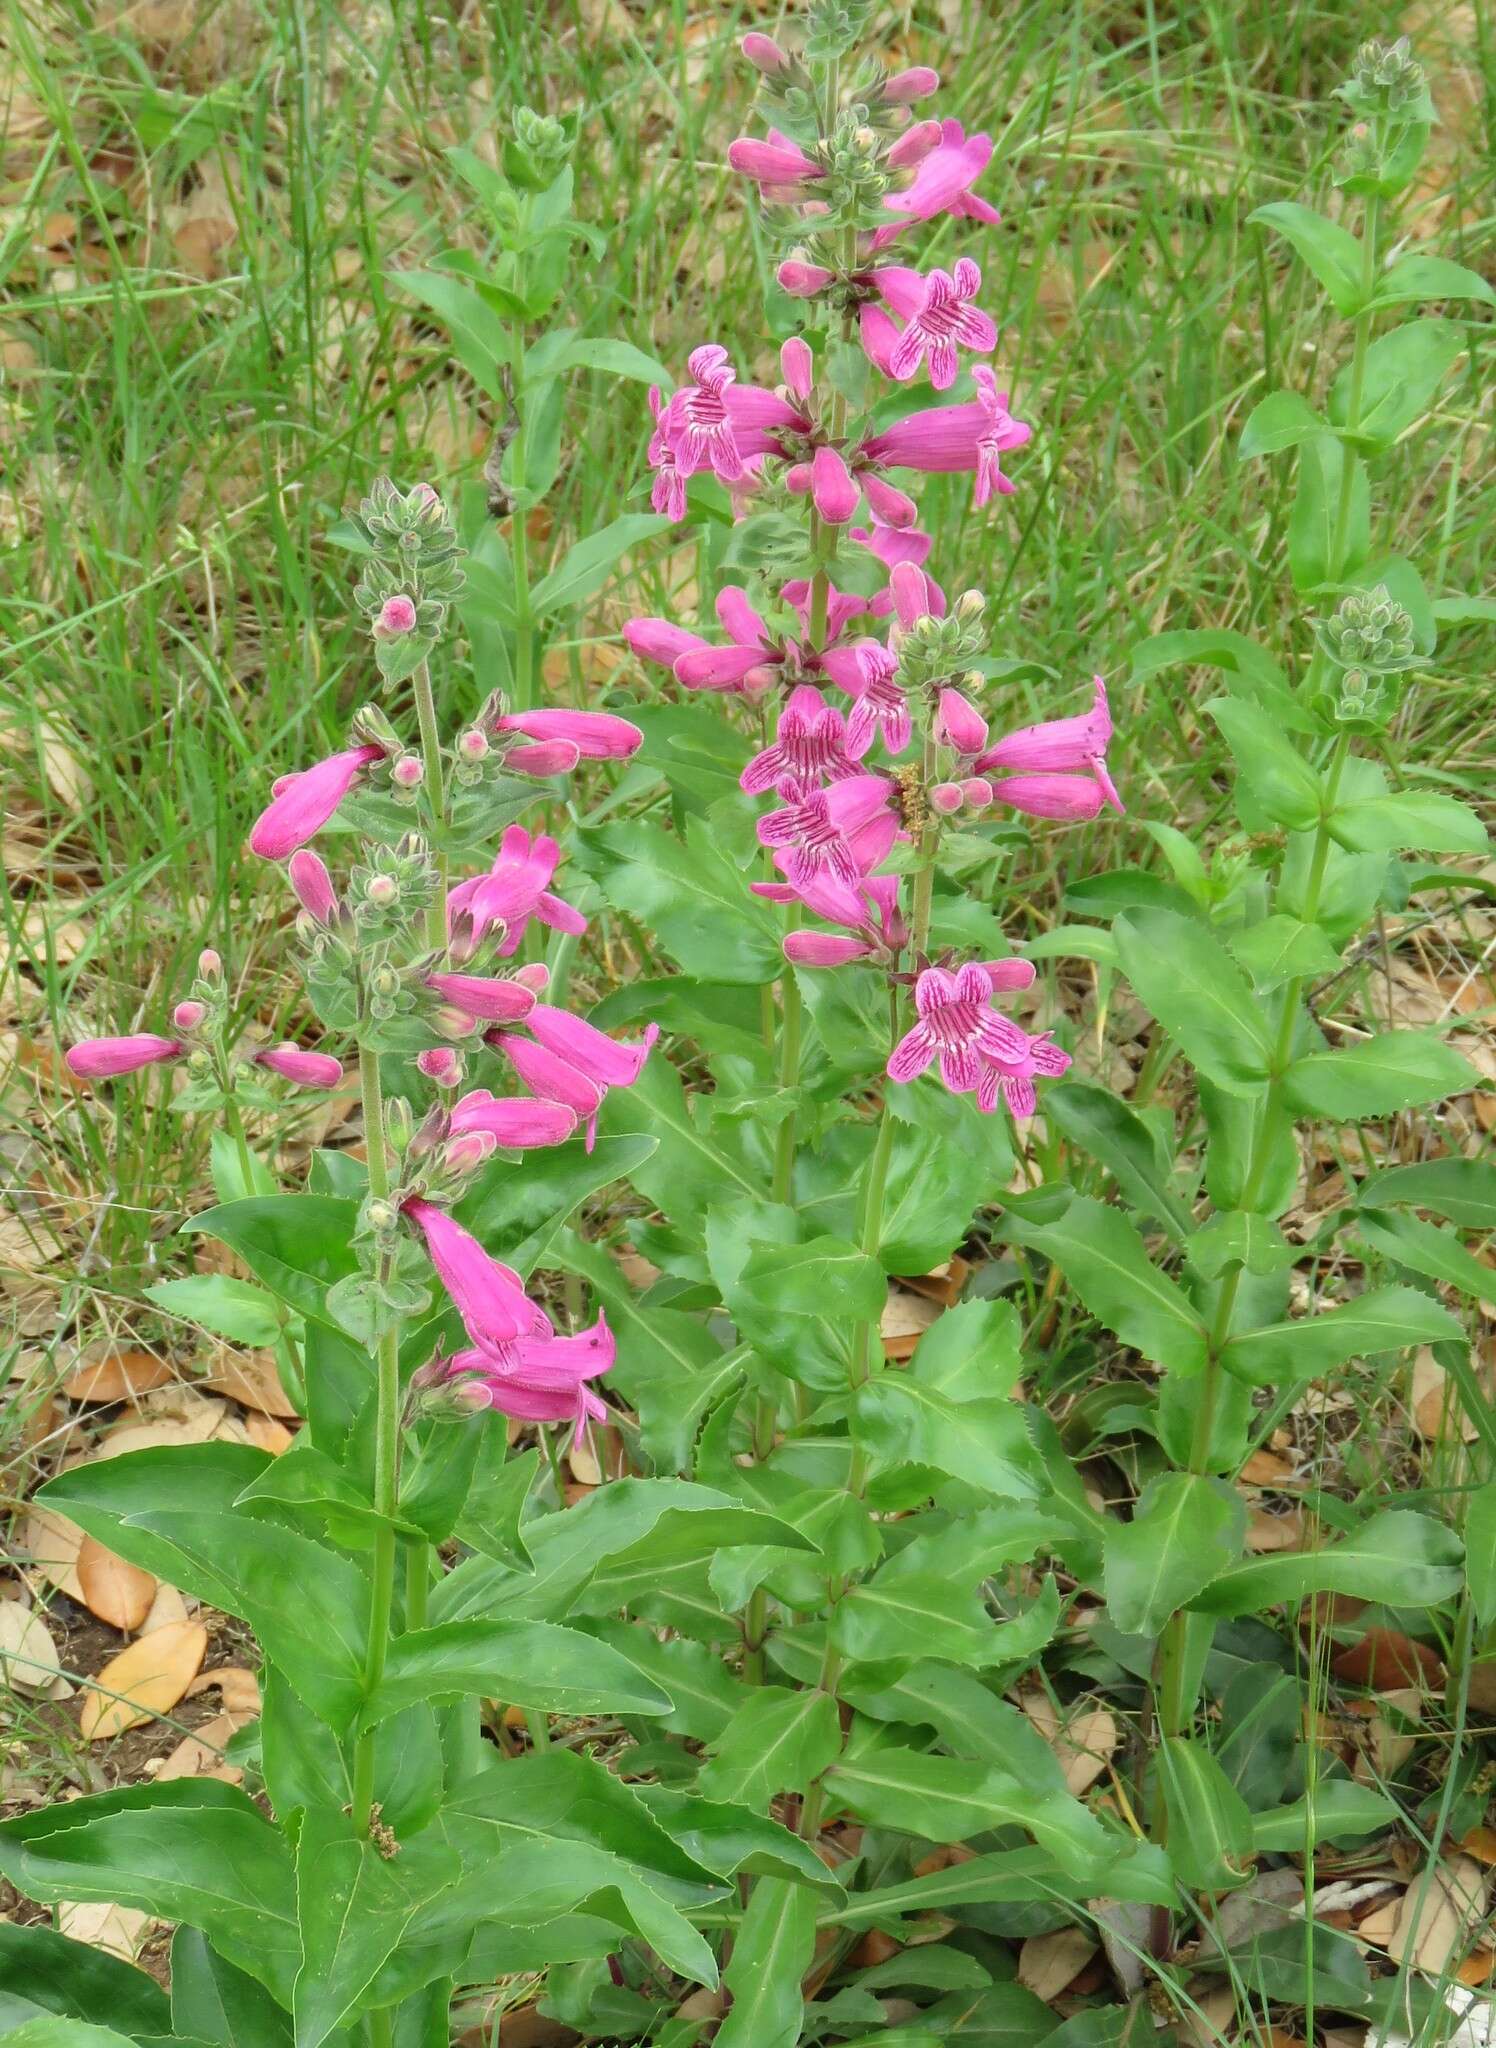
[623,33,1126,1120]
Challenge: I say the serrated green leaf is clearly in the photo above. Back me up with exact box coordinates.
[1283,1032,1477,1119]
[1103,1474,1246,1635]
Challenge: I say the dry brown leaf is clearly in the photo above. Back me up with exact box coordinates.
[568,1436,602,1487]
[140,1583,191,1634]
[199,1350,298,1418]
[155,1707,249,1784]
[79,1619,207,1740]
[77,1535,156,1632]
[1332,1627,1444,1691]
[1462,1827,1496,1869]
[1017,1925,1098,2000]
[62,1347,174,1403]
[21,1505,85,1599]
[185,1665,260,1715]
[1348,1685,1424,1781]
[244,1409,296,1455]
[1021,1690,1118,1795]
[56,1900,151,1963]
[1246,1506,1308,1552]
[880,1285,942,1360]
[0,1598,61,1693]
[1386,1857,1487,1976]
[1241,1447,1298,1487]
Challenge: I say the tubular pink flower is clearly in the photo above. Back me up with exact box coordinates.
[425,972,538,1023]
[871,120,1000,250]
[624,617,708,670]
[977,676,1122,812]
[404,1198,540,1353]
[852,522,948,620]
[418,1047,464,1087]
[810,445,860,524]
[861,260,996,390]
[887,963,1028,1094]
[728,136,823,192]
[449,826,587,956]
[288,849,337,924]
[525,1007,658,1090]
[860,371,1032,506]
[936,687,989,755]
[861,474,917,528]
[742,685,865,795]
[491,1032,603,1132]
[882,66,941,103]
[778,258,835,297]
[983,958,1038,992]
[822,643,912,755]
[887,120,943,169]
[449,1089,578,1149]
[647,386,686,521]
[249,743,383,861]
[780,338,813,402]
[758,775,898,893]
[741,31,789,75]
[656,346,800,489]
[442,1131,496,1176]
[889,559,930,631]
[436,1309,614,1446]
[673,586,782,694]
[253,1046,344,1090]
[494,710,642,761]
[931,781,965,814]
[506,740,581,778]
[976,1029,1072,1119]
[784,930,873,966]
[986,773,1106,822]
[65,1034,184,1080]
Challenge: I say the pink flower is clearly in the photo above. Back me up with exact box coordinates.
[977,1029,1072,1119]
[494,709,642,760]
[860,261,997,390]
[418,1047,464,1087]
[249,744,384,861]
[448,826,587,957]
[655,345,803,489]
[624,617,710,672]
[888,963,1029,1095]
[742,685,865,796]
[985,774,1106,822]
[871,120,1000,250]
[66,1034,184,1080]
[779,872,906,965]
[852,521,947,620]
[887,120,943,170]
[172,1000,206,1031]
[404,1197,541,1353]
[506,741,580,777]
[490,1011,657,1152]
[647,386,687,521]
[977,677,1122,814]
[728,134,823,196]
[254,1045,343,1089]
[780,338,813,403]
[741,31,789,76]
[936,687,989,756]
[778,258,835,298]
[861,474,917,528]
[673,586,782,694]
[931,781,965,814]
[424,972,538,1023]
[449,1088,578,1149]
[377,594,417,635]
[758,775,898,894]
[288,849,338,925]
[881,66,940,103]
[821,642,912,755]
[860,368,1032,507]
[809,445,860,524]
[434,1309,614,1445]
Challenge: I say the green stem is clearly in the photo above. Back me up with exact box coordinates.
[410,658,448,949]
[219,1086,257,1196]
[509,321,535,711]
[1330,190,1380,573]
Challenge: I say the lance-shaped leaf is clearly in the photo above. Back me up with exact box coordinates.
[1207,698,1322,832]
[1328,319,1466,451]
[1239,389,1326,460]
[0,1921,171,2035]
[357,1618,674,1729]
[715,1877,818,2048]
[1220,1284,1463,1387]
[1189,1508,1462,1615]
[1355,1157,1496,1230]
[1115,910,1274,1094]
[184,1196,360,1328]
[738,1235,886,1320]
[697,1687,841,1808]
[1155,1737,1254,1890]
[1005,1194,1208,1375]
[1283,1032,1477,1120]
[828,1748,1113,1879]
[1103,1474,1246,1636]
[1329,791,1488,856]
[1250,1781,1400,1853]
[1044,1082,1194,1238]
[1250,201,1367,315]
[1353,1208,1496,1305]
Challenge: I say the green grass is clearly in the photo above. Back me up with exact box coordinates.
[1,0,1491,1273]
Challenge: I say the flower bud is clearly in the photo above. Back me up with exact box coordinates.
[741,30,789,75]
[391,755,424,789]
[370,965,401,1001]
[385,1097,413,1154]
[172,1000,207,1032]
[417,1046,464,1087]
[511,961,552,994]
[930,781,965,814]
[887,120,942,169]
[409,482,442,511]
[378,594,418,635]
[456,728,489,763]
[961,777,995,809]
[365,1198,397,1234]
[198,948,222,979]
[366,874,400,907]
[780,337,813,404]
[955,589,986,621]
[777,258,835,298]
[443,1130,496,1177]
[434,1004,483,1039]
[881,66,940,103]
[187,1047,212,1075]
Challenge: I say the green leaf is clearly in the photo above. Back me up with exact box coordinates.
[1004,1195,1209,1375]
[1371,253,1496,310]
[0,2024,142,2048]
[1189,1508,1463,1615]
[1282,1032,1477,1119]
[556,335,673,385]
[1228,915,1341,991]
[1155,1736,1254,1889]
[1329,319,1466,450]
[1044,1083,1193,1238]
[1249,202,1367,316]
[1186,1210,1296,1280]
[1289,433,1368,592]
[697,1688,841,1808]
[828,1748,1114,1879]
[586,817,783,985]
[1238,389,1325,460]
[737,1236,885,1320]
[0,1782,297,2005]
[1250,1781,1399,1852]
[1329,791,1488,855]
[1222,1284,1463,1388]
[387,268,510,401]
[1464,1481,1496,1629]
[715,1877,818,2048]
[1206,698,1322,832]
[1115,908,1274,1093]
[358,1618,673,1728]
[170,1927,292,2047]
[1021,923,1120,967]
[851,1300,1042,1498]
[1354,1208,1496,1305]
[1130,629,1305,727]
[146,1273,284,1347]
[1356,1157,1496,1230]
[636,1786,842,1893]
[530,513,670,616]
[0,1922,170,2034]
[1103,1474,1246,1635]
[184,1197,359,1328]
[833,1569,1058,1671]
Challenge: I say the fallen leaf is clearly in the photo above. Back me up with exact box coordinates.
[1246,1506,1307,1552]
[881,1285,942,1360]
[244,1409,295,1455]
[139,1583,191,1634]
[0,1598,61,1693]
[21,1506,85,1600]
[185,1665,259,1716]
[199,1350,298,1418]
[56,1901,151,1963]
[79,1619,207,1740]
[77,1536,156,1632]
[62,1347,174,1403]
[1017,1925,1098,2000]
[1332,1627,1444,1691]
[568,1436,602,1487]
[1386,1858,1487,1976]
[1021,1690,1118,1795]
[1461,1828,1496,1868]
